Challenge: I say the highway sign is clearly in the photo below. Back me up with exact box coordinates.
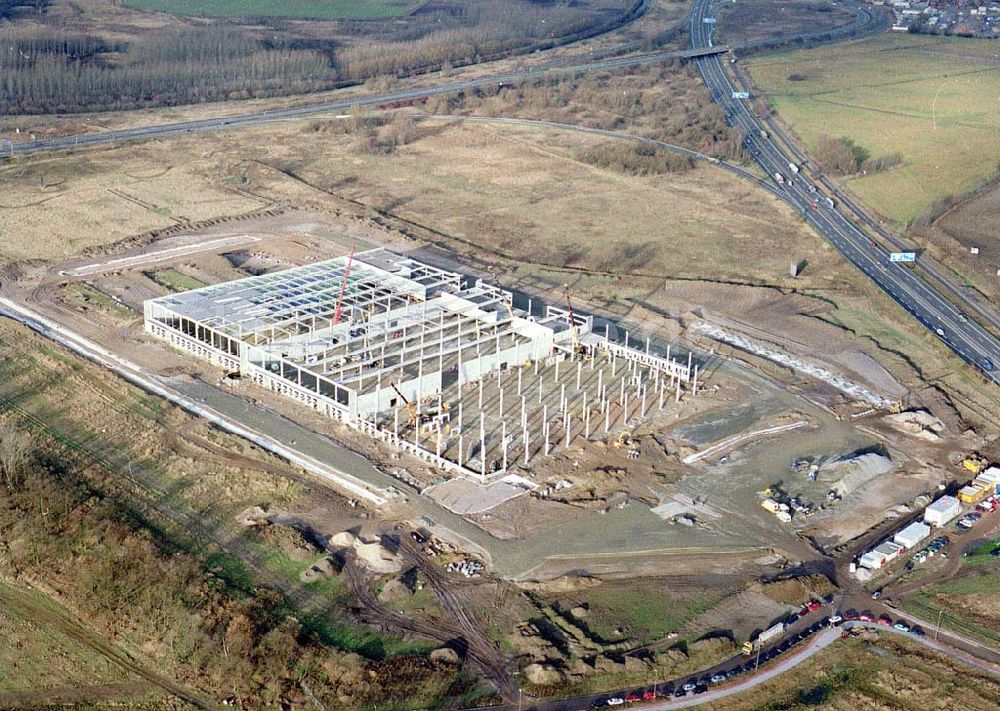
[889,252,917,263]
[732,91,750,99]
[703,17,717,23]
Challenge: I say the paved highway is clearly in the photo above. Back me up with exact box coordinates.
[690,0,1000,384]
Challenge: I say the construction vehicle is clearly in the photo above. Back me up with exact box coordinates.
[390,382,449,427]
[614,430,634,448]
[332,247,355,327]
[740,641,755,656]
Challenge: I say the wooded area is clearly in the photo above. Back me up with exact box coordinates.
[0,0,638,114]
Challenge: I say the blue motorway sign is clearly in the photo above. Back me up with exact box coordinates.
[889,252,917,263]
[732,91,750,99]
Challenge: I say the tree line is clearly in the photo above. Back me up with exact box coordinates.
[0,0,637,114]
[0,25,338,114]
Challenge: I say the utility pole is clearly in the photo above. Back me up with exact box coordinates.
[935,609,944,640]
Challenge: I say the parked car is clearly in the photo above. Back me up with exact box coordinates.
[894,622,911,632]
[607,698,625,706]
[710,673,726,684]
[828,615,844,625]
[877,616,893,626]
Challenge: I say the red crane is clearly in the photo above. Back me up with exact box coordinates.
[333,247,355,326]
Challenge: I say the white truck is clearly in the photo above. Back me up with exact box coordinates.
[758,621,785,645]
[788,161,800,174]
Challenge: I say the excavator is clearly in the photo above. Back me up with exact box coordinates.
[390,382,450,428]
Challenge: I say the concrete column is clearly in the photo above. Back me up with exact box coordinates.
[597,369,604,403]
[544,421,551,456]
[524,426,530,465]
[576,360,582,390]
[480,418,486,477]
[646,336,650,355]
[554,358,560,383]
[623,391,629,425]
[502,420,508,472]
[693,365,699,395]
[584,392,591,438]
[517,367,522,396]
[560,383,566,414]
[605,399,610,433]
[564,410,571,448]
[641,386,647,418]
[499,386,504,421]
[676,377,681,403]
[538,375,544,404]
[459,433,464,466]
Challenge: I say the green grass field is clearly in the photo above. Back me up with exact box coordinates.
[122,0,414,20]
[748,34,1000,224]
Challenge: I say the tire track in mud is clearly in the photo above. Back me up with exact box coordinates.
[0,584,216,709]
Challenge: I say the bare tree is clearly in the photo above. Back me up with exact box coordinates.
[0,420,31,489]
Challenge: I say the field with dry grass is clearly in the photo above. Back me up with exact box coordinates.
[0,146,268,261]
[747,33,1000,224]
[279,119,837,287]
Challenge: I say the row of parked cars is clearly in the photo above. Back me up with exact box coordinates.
[831,610,925,636]
[594,617,835,706]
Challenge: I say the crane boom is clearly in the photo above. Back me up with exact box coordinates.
[333,247,355,326]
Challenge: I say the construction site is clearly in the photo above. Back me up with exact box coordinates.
[144,248,697,483]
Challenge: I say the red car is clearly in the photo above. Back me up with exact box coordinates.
[858,613,874,622]
[625,694,641,703]
[877,616,893,626]
[642,691,657,701]
[807,601,822,612]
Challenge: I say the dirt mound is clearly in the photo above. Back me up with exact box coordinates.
[300,556,341,583]
[823,453,895,497]
[760,575,835,606]
[883,409,947,442]
[524,663,564,686]
[328,530,403,574]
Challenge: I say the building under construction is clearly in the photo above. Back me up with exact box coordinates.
[144,249,697,481]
